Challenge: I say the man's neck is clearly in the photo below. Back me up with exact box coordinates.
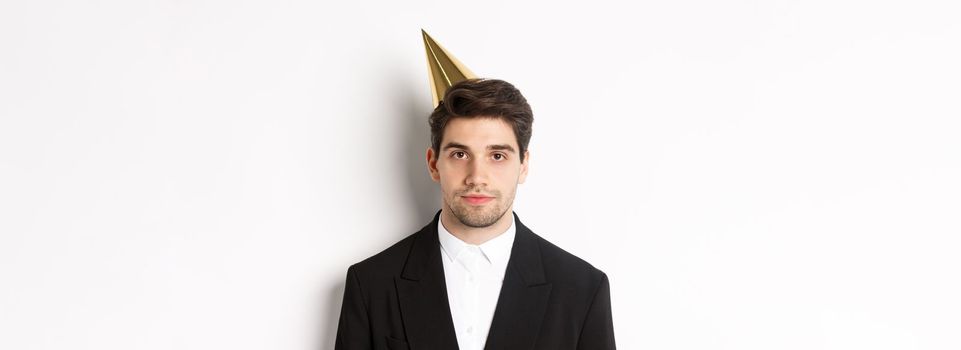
[440,208,514,245]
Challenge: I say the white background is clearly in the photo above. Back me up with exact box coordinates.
[2,0,959,349]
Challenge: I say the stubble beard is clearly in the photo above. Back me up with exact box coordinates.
[446,188,514,228]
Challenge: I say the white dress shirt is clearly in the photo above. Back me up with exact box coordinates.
[438,213,516,350]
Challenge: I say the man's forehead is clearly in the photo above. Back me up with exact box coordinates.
[442,118,518,151]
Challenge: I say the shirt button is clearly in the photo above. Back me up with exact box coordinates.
[466,326,473,334]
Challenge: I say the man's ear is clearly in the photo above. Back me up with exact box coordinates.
[426,147,440,182]
[518,150,530,184]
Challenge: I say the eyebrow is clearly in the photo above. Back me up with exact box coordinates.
[442,142,517,154]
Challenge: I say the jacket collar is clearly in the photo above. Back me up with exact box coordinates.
[396,210,552,349]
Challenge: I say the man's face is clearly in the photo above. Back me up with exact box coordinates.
[427,117,529,228]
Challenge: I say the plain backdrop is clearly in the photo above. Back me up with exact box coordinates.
[1,0,959,349]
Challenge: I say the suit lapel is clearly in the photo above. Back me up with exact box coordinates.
[484,213,553,350]
[395,211,553,350]
[395,210,459,349]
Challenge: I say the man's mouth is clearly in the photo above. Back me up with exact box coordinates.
[461,195,494,205]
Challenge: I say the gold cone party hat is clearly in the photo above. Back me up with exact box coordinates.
[422,29,477,107]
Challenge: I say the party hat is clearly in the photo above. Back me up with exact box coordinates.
[422,29,477,107]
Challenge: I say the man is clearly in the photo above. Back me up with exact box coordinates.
[334,33,615,350]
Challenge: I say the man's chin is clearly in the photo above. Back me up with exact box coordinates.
[454,207,506,228]
[462,219,496,228]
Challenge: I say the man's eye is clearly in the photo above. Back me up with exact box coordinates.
[493,153,505,161]
[452,151,467,159]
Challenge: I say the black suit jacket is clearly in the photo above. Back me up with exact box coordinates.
[335,210,615,349]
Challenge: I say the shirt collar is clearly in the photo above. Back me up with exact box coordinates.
[438,211,516,266]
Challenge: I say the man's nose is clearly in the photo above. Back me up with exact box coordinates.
[464,157,489,186]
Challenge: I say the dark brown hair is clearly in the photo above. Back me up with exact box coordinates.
[429,78,533,163]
